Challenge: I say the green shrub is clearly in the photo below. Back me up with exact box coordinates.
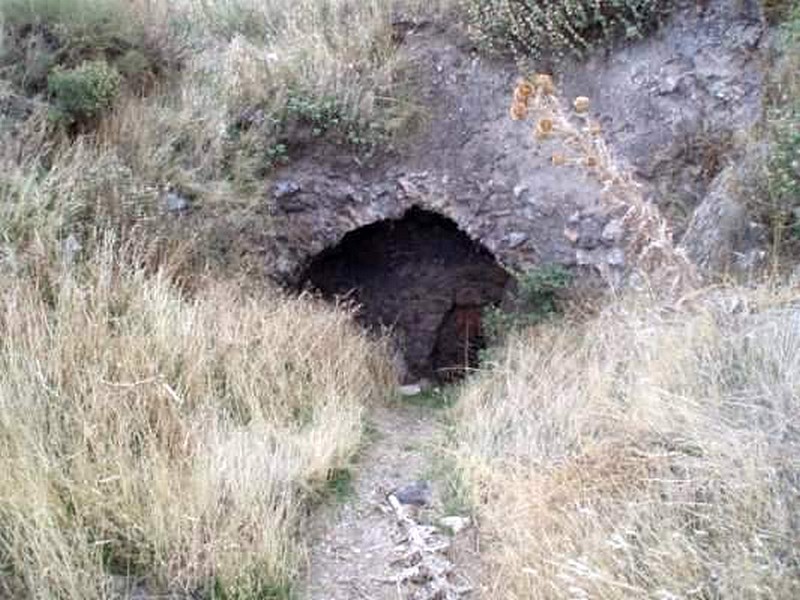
[1,0,143,66]
[484,265,572,342]
[763,0,797,24]
[465,0,668,61]
[47,60,121,125]
[0,0,123,29]
[281,91,383,147]
[1,0,179,97]
[760,5,800,252]
[115,49,157,87]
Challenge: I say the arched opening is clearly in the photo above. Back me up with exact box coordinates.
[300,207,511,381]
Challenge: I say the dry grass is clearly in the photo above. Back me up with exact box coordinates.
[0,5,431,594]
[0,6,408,595]
[453,288,800,598]
[4,3,798,600]
[0,241,396,599]
[101,0,410,176]
[0,0,447,270]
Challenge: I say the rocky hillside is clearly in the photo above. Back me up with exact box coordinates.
[0,0,798,598]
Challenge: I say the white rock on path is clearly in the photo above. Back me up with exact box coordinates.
[439,516,470,535]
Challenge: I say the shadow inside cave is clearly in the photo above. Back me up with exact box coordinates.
[299,207,511,382]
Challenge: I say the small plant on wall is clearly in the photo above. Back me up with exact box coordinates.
[484,265,573,343]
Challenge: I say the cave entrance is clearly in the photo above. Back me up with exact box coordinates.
[300,207,510,381]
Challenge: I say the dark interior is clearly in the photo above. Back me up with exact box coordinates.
[300,207,510,381]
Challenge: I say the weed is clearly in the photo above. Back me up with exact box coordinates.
[1,0,176,94]
[771,9,800,240]
[484,265,572,342]
[47,59,121,125]
[224,90,383,184]
[749,4,800,260]
[1,0,127,29]
[509,74,696,290]
[325,468,355,503]
[763,0,797,24]
[465,0,669,62]
[362,419,383,443]
[212,573,293,600]
[422,454,473,516]
[767,108,800,243]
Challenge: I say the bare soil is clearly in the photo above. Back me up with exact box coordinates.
[300,402,482,599]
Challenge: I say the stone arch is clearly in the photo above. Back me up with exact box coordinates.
[299,206,511,381]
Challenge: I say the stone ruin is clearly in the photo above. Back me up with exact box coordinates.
[301,207,509,380]
[257,0,767,381]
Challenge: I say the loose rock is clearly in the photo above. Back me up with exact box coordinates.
[399,384,423,397]
[393,481,432,507]
[164,191,190,213]
[439,516,470,535]
[273,180,301,199]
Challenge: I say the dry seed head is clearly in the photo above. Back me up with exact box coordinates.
[552,152,567,166]
[510,102,528,121]
[535,118,554,139]
[573,96,591,114]
[534,73,555,95]
[515,80,535,100]
[588,122,603,136]
[585,155,599,168]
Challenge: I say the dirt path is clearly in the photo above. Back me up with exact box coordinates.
[300,401,481,599]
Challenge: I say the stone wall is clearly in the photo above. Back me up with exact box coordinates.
[301,208,509,380]
[262,0,767,286]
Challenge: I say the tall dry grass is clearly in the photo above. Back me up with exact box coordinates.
[0,240,396,599]
[0,0,446,266]
[453,289,800,598]
[0,5,407,595]
[100,0,411,178]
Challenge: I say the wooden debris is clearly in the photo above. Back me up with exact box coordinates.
[385,493,472,599]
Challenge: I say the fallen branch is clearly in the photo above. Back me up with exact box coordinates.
[385,494,472,599]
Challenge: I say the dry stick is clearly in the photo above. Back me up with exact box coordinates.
[384,494,473,599]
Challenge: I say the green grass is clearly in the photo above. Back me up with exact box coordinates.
[420,453,473,517]
[483,264,572,343]
[324,468,355,503]
[213,574,294,600]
